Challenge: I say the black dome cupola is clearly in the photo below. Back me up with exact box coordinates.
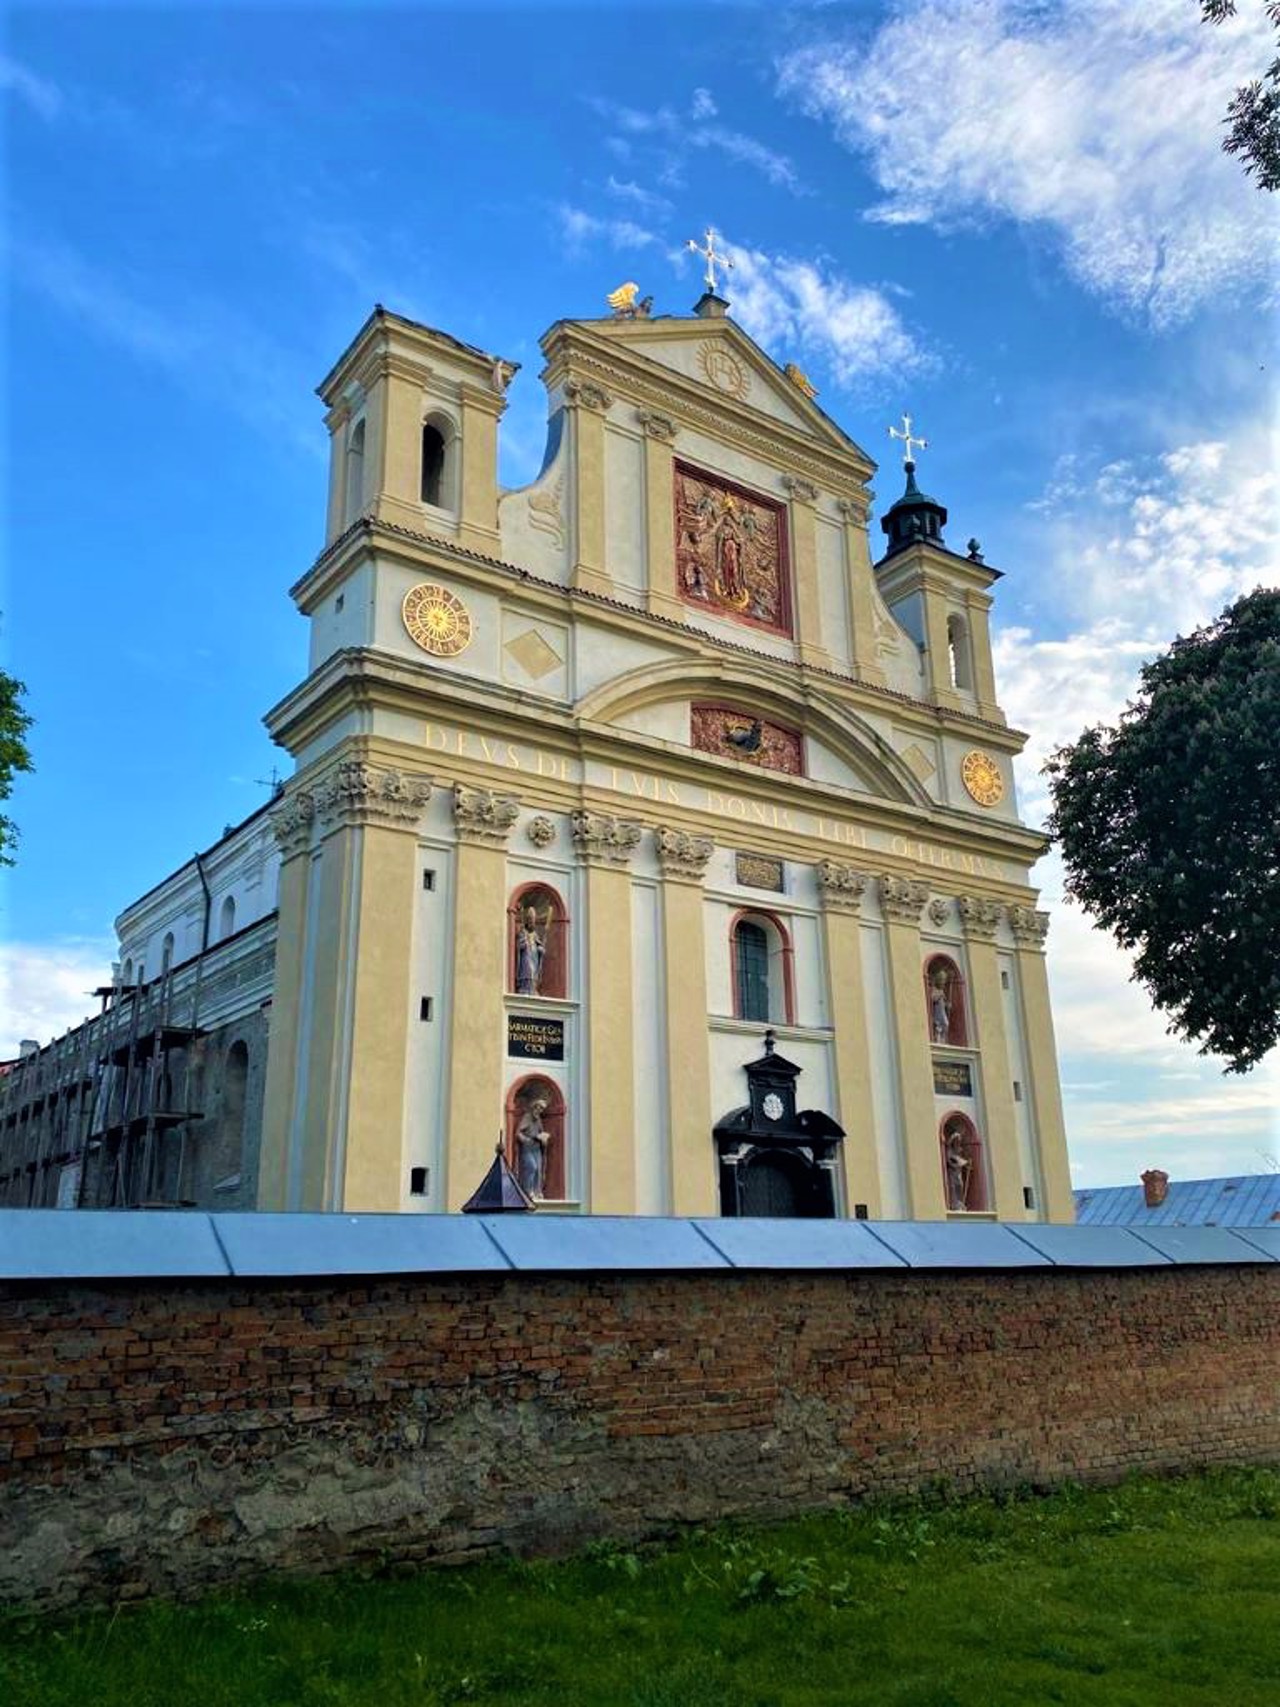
[880,412,947,558]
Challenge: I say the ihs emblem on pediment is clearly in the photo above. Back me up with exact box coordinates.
[698,342,750,400]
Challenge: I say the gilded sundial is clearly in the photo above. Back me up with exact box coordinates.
[402,583,473,658]
[960,749,1004,808]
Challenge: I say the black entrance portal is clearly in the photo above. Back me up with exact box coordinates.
[713,1030,844,1219]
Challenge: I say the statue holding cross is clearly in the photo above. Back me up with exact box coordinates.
[687,226,734,295]
[888,413,928,466]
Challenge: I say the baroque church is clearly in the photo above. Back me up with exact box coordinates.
[0,263,1075,1223]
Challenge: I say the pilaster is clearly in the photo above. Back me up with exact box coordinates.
[957,894,1024,1220]
[963,586,1002,722]
[565,380,612,597]
[639,411,682,621]
[257,787,316,1209]
[445,786,520,1210]
[816,861,881,1215]
[878,874,942,1217]
[836,499,887,688]
[1008,905,1075,1222]
[781,476,831,669]
[573,810,642,1211]
[655,827,716,1215]
[458,380,503,553]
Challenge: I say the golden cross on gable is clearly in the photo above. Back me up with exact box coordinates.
[888,412,928,466]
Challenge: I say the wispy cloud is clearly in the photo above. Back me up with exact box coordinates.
[605,176,674,217]
[556,204,663,254]
[0,54,61,121]
[779,0,1278,324]
[589,93,803,194]
[0,939,115,1058]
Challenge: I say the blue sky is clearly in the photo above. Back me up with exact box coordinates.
[3,0,1277,1185]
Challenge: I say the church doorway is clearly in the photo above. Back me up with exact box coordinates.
[713,1030,844,1220]
[735,1148,831,1218]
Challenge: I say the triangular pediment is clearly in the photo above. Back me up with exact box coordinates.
[543,313,873,474]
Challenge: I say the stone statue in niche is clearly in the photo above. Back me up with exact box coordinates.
[514,904,547,996]
[929,967,952,1043]
[943,1119,972,1211]
[515,1095,550,1199]
[675,465,788,632]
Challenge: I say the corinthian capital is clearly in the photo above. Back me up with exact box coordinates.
[571,809,642,867]
[636,409,676,440]
[271,788,315,859]
[453,785,520,846]
[879,874,930,925]
[816,860,870,914]
[1007,904,1050,947]
[956,894,1003,941]
[655,825,714,881]
[563,378,612,413]
[316,761,432,832]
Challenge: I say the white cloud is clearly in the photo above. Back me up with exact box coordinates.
[589,95,803,193]
[556,204,662,254]
[0,940,115,1059]
[690,87,718,120]
[779,0,1278,324]
[0,54,61,121]
[605,176,674,216]
[726,239,931,388]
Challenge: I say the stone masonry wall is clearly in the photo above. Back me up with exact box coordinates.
[2,1264,1277,1612]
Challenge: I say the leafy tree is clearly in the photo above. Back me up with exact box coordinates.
[1202,0,1280,190]
[0,654,33,867]
[1045,588,1280,1073]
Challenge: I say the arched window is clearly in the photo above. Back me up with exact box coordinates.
[508,883,569,1000]
[219,895,237,941]
[947,613,973,691]
[421,413,456,510]
[344,417,366,524]
[924,954,968,1047]
[161,932,175,975]
[940,1113,987,1212]
[505,1075,566,1201]
[731,911,795,1026]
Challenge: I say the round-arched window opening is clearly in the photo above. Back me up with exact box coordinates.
[731,911,795,1026]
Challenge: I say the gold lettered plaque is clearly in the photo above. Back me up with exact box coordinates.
[960,750,1004,807]
[402,583,473,658]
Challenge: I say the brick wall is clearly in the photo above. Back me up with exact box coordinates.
[3,1265,1277,1611]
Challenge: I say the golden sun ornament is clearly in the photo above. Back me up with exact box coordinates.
[960,749,1004,807]
[402,584,473,658]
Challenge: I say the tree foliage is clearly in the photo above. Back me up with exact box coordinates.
[0,656,33,867]
[1045,588,1280,1073]
[1202,0,1280,190]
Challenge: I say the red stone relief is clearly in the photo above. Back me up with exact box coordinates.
[674,463,791,634]
[691,704,804,776]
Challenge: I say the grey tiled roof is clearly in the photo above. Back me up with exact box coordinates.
[1074,1173,1280,1228]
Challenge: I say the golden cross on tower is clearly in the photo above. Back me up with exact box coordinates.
[888,412,928,466]
[687,226,734,295]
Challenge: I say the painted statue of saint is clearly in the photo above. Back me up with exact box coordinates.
[929,969,951,1044]
[515,1097,550,1199]
[514,904,547,996]
[943,1121,972,1211]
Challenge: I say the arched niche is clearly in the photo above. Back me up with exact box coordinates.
[344,417,366,525]
[730,909,795,1026]
[924,954,968,1047]
[947,612,974,691]
[940,1112,987,1212]
[508,883,569,999]
[421,411,458,511]
[505,1074,566,1201]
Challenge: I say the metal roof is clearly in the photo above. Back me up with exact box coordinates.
[1074,1173,1280,1229]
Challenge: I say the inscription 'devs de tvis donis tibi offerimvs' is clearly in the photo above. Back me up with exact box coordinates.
[423,720,1013,880]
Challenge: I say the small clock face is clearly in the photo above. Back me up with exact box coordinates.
[402,583,473,658]
[762,1092,784,1121]
[960,749,1004,808]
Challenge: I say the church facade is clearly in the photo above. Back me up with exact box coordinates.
[0,285,1075,1223]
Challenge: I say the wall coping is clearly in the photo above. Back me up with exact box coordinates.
[2,1209,1277,1281]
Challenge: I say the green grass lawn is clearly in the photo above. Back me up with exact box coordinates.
[3,1469,1279,1706]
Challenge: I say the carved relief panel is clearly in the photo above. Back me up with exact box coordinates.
[674,462,791,635]
[691,704,804,776]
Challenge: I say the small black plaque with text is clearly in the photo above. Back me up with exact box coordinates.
[933,1060,973,1097]
[508,1015,565,1061]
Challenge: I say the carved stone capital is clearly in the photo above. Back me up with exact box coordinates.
[879,874,930,925]
[316,762,432,832]
[781,474,819,504]
[571,809,642,867]
[453,785,520,846]
[636,409,676,441]
[655,825,714,881]
[1007,904,1050,948]
[271,788,315,859]
[816,860,870,914]
[527,814,557,849]
[956,894,1003,941]
[563,378,612,413]
[836,496,870,525]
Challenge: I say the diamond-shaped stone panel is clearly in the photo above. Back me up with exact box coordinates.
[504,628,563,682]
